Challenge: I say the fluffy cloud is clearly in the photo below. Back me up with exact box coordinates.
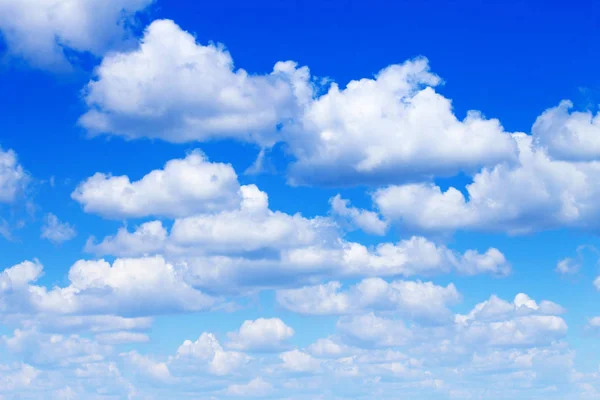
[40,214,76,244]
[279,349,321,373]
[0,147,27,203]
[455,293,567,347]
[3,329,111,366]
[329,194,387,235]
[0,257,215,321]
[226,318,295,352]
[79,19,311,146]
[78,22,522,187]
[532,100,600,161]
[375,133,600,234]
[276,278,460,324]
[72,150,242,219]
[89,231,509,292]
[121,351,171,382]
[337,313,412,348]
[175,332,250,376]
[285,58,517,186]
[0,0,152,69]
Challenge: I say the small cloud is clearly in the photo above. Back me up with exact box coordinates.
[41,213,76,244]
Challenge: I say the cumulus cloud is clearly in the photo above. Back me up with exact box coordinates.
[329,194,387,235]
[72,150,242,219]
[455,293,567,347]
[0,0,152,69]
[121,351,171,382]
[0,147,27,203]
[337,313,412,348]
[279,349,321,373]
[0,257,215,320]
[40,214,76,244]
[276,278,460,324]
[226,318,295,352]
[77,23,523,187]
[532,100,600,161]
[285,58,517,186]
[79,19,312,146]
[175,332,250,376]
[375,133,600,234]
[86,187,509,288]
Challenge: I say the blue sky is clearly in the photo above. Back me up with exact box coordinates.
[1,0,600,399]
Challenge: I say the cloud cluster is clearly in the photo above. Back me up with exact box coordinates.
[375,133,600,234]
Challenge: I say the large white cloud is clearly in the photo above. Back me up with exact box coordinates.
[79,19,311,146]
[0,0,152,69]
[375,133,600,234]
[0,257,215,321]
[276,278,460,324]
[285,58,518,186]
[72,150,242,219]
[88,225,509,291]
[77,21,522,187]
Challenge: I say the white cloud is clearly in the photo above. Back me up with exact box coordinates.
[277,278,460,324]
[3,329,110,366]
[72,150,242,219]
[456,293,566,323]
[556,257,580,275]
[330,194,387,235]
[285,57,517,186]
[337,313,412,348]
[0,257,215,320]
[455,294,567,347]
[175,332,250,376]
[89,225,508,291]
[0,147,27,203]
[279,349,321,373]
[594,276,600,290]
[227,318,295,352]
[375,133,600,234]
[0,0,152,69]
[0,363,38,392]
[85,183,338,258]
[532,100,600,161]
[306,337,353,358]
[79,19,311,146]
[41,213,76,244]
[121,351,171,382]
[226,377,273,397]
[588,317,600,330]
